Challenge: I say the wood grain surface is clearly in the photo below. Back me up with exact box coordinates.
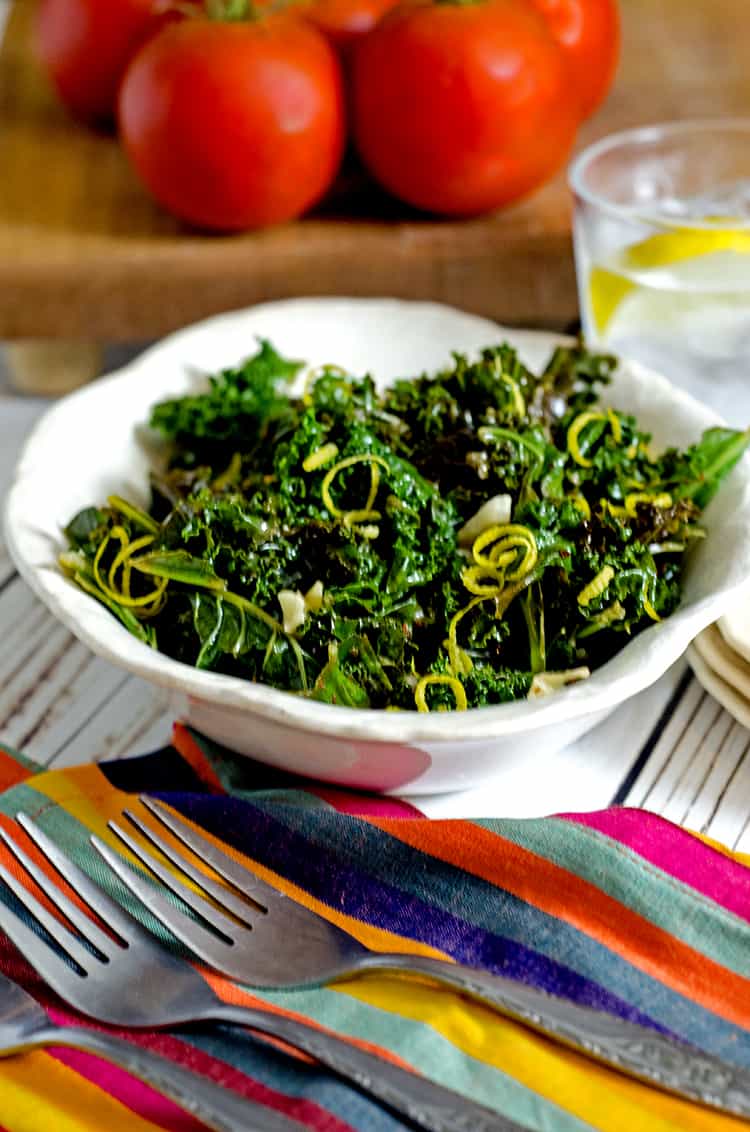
[0,0,748,341]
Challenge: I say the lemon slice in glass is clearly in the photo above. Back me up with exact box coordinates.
[589,222,750,336]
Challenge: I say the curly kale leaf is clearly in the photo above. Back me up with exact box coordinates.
[64,506,109,554]
[657,426,750,509]
[275,413,458,607]
[382,346,536,449]
[532,339,618,422]
[424,653,532,709]
[150,340,303,463]
[63,337,750,712]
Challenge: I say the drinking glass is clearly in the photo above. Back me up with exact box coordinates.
[569,121,750,424]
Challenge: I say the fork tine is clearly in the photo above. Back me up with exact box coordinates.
[141,798,285,910]
[0,879,88,988]
[91,835,241,973]
[16,815,146,943]
[107,818,241,940]
[120,809,259,928]
[0,846,95,971]
[0,824,120,957]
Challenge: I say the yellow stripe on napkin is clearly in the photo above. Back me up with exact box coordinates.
[342,977,748,1131]
[0,1052,168,1132]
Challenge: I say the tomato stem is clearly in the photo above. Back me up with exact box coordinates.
[204,0,256,19]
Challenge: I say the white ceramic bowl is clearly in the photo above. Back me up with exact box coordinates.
[6,299,750,793]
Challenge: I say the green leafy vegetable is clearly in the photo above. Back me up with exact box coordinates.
[131,550,226,591]
[61,338,750,712]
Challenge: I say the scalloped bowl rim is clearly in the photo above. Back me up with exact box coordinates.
[5,297,750,745]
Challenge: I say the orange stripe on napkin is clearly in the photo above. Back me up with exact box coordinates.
[0,751,31,793]
[372,818,750,1029]
[171,723,226,794]
[0,815,100,929]
[202,969,416,1072]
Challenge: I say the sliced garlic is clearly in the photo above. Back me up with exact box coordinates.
[278,590,307,635]
[277,581,325,634]
[457,494,512,547]
[304,580,324,613]
[528,667,591,699]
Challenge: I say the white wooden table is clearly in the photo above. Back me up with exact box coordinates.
[1,397,749,843]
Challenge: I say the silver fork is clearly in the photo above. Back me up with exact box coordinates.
[0,816,522,1132]
[0,969,304,1132]
[98,796,750,1120]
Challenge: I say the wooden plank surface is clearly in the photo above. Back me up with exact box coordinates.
[1,0,748,341]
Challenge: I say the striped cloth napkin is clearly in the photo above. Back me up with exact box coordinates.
[0,724,748,1132]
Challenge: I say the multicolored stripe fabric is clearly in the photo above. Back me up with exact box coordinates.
[0,724,749,1132]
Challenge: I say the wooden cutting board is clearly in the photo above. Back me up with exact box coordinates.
[0,0,748,343]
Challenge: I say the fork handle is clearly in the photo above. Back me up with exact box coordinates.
[212,1004,521,1132]
[25,1025,304,1132]
[354,953,750,1118]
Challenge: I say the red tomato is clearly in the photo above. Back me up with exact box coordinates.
[528,0,619,118]
[118,15,346,231]
[302,0,401,55]
[351,0,579,217]
[35,0,185,124]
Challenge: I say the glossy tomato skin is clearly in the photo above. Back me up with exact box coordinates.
[36,0,184,123]
[302,0,401,55]
[529,0,619,117]
[352,0,579,217]
[118,16,346,231]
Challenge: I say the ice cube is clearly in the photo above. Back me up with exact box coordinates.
[651,195,696,218]
[652,179,750,222]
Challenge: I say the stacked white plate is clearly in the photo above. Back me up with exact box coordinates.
[688,593,750,729]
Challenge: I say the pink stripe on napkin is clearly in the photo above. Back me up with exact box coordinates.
[50,1046,205,1131]
[562,807,750,921]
